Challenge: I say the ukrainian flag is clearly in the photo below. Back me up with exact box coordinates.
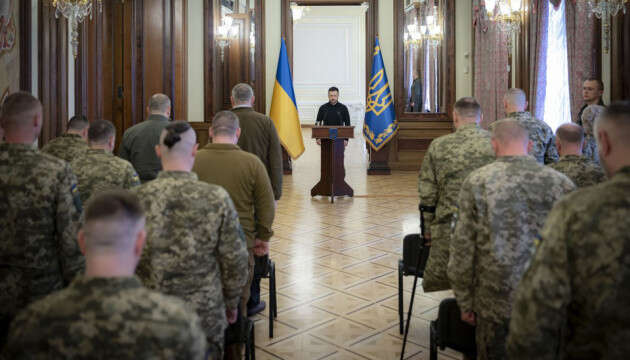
[270,38,305,159]
[364,36,398,151]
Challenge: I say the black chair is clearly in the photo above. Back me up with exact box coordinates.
[245,319,256,360]
[429,298,476,360]
[397,233,430,334]
[255,255,278,338]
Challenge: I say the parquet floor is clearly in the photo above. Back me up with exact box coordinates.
[252,129,457,360]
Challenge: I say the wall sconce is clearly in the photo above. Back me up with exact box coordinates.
[216,15,239,61]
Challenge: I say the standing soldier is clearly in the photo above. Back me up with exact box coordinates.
[134,121,249,359]
[548,123,606,188]
[0,92,84,345]
[418,97,495,291]
[491,88,558,164]
[41,115,89,163]
[448,119,575,359]
[508,102,630,359]
[3,191,207,359]
[71,119,140,204]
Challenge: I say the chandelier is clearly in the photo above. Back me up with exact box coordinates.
[51,0,102,58]
[484,0,527,35]
[216,15,239,62]
[290,2,311,23]
[582,0,629,53]
[404,14,442,47]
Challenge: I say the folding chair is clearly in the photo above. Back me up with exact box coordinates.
[429,298,476,360]
[255,255,278,338]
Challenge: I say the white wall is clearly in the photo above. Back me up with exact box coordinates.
[187,0,204,122]
[455,0,473,99]
[293,6,366,125]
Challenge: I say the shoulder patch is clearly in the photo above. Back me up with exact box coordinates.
[71,183,83,213]
[534,233,543,248]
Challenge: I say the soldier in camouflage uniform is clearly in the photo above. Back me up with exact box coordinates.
[581,104,605,164]
[548,123,606,188]
[448,119,575,360]
[3,191,208,359]
[41,114,89,163]
[134,121,249,359]
[418,97,495,291]
[70,120,140,204]
[508,102,630,360]
[489,88,558,164]
[0,93,85,346]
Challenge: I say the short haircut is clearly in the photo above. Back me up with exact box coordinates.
[83,190,145,252]
[454,97,482,119]
[231,83,254,104]
[160,120,196,156]
[148,93,171,114]
[0,92,42,129]
[595,101,630,146]
[492,118,529,144]
[212,111,240,137]
[556,123,584,144]
[584,78,604,91]
[88,119,116,144]
[328,87,339,94]
[503,88,527,109]
[67,115,89,131]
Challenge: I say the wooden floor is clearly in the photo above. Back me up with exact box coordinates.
[253,129,456,360]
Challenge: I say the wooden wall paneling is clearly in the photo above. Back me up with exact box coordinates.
[143,0,165,110]
[131,0,145,126]
[611,12,630,101]
[19,0,32,92]
[255,0,266,114]
[191,122,211,146]
[173,0,187,120]
[203,0,215,121]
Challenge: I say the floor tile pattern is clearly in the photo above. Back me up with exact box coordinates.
[254,129,457,360]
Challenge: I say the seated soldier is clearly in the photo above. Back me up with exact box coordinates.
[548,123,606,188]
[3,190,207,359]
[192,110,275,359]
[71,119,140,204]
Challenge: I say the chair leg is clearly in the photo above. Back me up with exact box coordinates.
[398,261,404,335]
[250,320,256,360]
[430,321,438,360]
[269,261,276,338]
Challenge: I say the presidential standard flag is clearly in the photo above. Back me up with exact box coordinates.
[363,36,398,151]
[270,38,305,159]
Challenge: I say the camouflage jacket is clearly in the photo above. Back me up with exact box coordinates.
[133,171,248,344]
[3,276,207,360]
[548,155,606,188]
[0,143,85,327]
[41,134,88,164]
[418,123,495,291]
[583,135,600,164]
[448,156,575,323]
[70,148,141,204]
[490,112,559,164]
[508,166,630,360]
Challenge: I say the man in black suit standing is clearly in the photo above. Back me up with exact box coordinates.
[316,87,351,126]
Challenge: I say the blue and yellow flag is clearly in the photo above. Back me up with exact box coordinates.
[270,38,305,159]
[364,36,398,151]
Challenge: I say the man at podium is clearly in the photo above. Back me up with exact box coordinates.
[316,87,351,126]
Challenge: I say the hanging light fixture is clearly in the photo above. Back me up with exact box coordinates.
[216,15,239,62]
[290,2,311,23]
[51,0,103,58]
[422,14,443,46]
[484,0,527,35]
[582,0,629,53]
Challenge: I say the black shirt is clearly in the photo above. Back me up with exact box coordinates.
[316,102,351,126]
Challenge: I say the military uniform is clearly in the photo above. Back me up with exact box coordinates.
[508,166,630,360]
[448,156,575,359]
[583,134,600,164]
[0,143,84,344]
[489,112,559,164]
[418,123,495,291]
[41,133,88,163]
[3,276,207,360]
[548,155,606,188]
[133,171,249,359]
[71,148,141,204]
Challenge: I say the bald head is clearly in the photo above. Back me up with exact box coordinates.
[503,88,528,113]
[211,111,240,138]
[148,93,171,116]
[0,92,42,138]
[82,190,145,254]
[491,118,530,156]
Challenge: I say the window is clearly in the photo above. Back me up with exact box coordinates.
[543,0,571,132]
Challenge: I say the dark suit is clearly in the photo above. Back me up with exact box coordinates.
[410,77,423,112]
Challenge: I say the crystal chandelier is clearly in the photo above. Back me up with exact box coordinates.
[582,0,629,53]
[51,0,103,58]
[484,0,527,35]
[290,2,311,23]
[216,15,239,62]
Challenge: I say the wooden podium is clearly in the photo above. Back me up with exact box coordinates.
[311,126,354,203]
